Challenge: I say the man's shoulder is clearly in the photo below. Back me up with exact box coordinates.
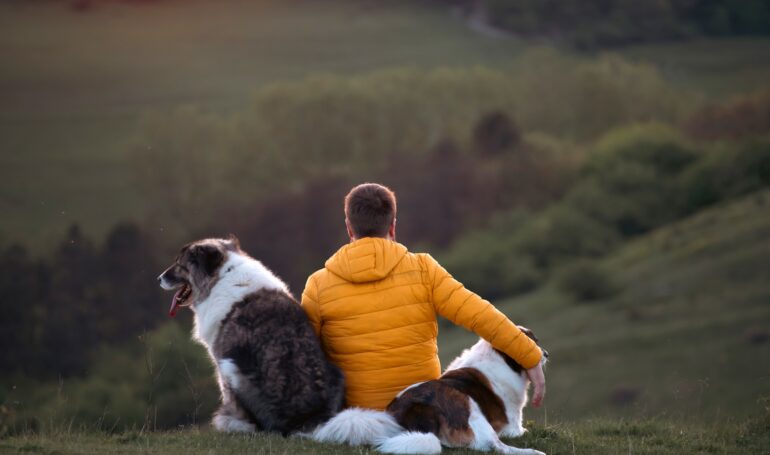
[307,267,329,284]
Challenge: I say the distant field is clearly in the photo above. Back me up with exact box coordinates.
[438,190,770,423]
[2,0,770,249]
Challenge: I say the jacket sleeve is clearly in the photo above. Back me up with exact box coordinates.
[300,274,322,338]
[422,254,542,369]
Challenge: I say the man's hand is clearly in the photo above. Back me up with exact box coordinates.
[526,361,546,408]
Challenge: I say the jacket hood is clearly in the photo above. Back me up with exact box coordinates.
[325,237,408,283]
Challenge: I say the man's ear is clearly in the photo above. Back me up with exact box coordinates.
[389,218,397,241]
[345,218,355,241]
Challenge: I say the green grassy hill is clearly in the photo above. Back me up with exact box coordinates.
[0,0,525,248]
[2,0,769,248]
[2,185,769,454]
[438,189,770,423]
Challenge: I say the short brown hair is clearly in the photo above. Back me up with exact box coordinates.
[344,183,397,238]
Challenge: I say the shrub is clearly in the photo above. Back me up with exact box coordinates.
[12,323,219,432]
[513,205,622,267]
[440,211,543,299]
[680,136,770,212]
[555,260,617,302]
[584,124,698,177]
[567,124,700,235]
[683,90,770,141]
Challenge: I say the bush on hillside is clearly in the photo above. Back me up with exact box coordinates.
[9,324,218,433]
[513,205,621,267]
[583,124,698,177]
[555,260,618,302]
[684,90,770,141]
[566,124,700,235]
[440,211,543,299]
[680,137,770,212]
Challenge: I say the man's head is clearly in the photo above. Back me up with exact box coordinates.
[344,183,397,241]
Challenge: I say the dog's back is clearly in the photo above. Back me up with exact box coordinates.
[213,287,345,434]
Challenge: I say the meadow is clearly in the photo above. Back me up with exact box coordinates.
[439,190,770,423]
[2,0,770,248]
[2,416,769,454]
[1,1,769,453]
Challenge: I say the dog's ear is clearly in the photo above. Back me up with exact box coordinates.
[517,325,538,343]
[226,234,241,251]
[191,244,225,276]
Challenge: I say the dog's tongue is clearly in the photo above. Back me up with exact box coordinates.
[168,288,184,317]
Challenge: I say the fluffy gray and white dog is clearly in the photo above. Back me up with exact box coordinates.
[158,236,344,435]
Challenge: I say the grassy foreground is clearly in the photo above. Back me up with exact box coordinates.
[2,416,768,455]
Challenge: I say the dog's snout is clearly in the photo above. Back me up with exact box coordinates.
[542,349,549,359]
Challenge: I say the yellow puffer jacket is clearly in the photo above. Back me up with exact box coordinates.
[301,237,542,410]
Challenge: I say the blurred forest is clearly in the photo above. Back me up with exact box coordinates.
[1,0,769,437]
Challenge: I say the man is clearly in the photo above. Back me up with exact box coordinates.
[301,183,546,410]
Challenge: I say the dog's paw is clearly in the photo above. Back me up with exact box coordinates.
[500,425,527,438]
[212,414,255,433]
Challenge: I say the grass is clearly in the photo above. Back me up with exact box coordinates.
[2,0,770,248]
[1,416,768,454]
[437,190,770,423]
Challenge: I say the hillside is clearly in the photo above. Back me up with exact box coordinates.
[1,0,769,248]
[438,189,770,423]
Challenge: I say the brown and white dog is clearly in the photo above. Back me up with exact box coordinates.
[158,237,345,435]
[312,328,548,454]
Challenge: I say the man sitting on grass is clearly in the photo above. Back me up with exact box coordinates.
[301,182,545,410]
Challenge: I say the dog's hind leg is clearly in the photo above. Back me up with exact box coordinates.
[467,400,544,455]
[212,396,256,433]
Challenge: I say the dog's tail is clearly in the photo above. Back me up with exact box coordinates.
[311,407,442,454]
[375,432,442,454]
[311,407,403,446]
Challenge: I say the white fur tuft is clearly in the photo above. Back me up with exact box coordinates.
[376,432,442,454]
[218,358,242,390]
[312,408,403,446]
[212,414,255,433]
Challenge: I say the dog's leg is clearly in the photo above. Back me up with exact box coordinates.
[467,399,500,452]
[499,394,527,438]
[212,399,256,433]
[212,394,256,433]
[211,359,255,433]
[468,400,544,455]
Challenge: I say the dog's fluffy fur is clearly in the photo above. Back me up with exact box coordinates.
[159,237,344,435]
[312,330,547,454]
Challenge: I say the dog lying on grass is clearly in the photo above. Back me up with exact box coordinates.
[313,328,548,454]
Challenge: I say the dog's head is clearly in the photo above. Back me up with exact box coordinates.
[158,235,241,317]
[494,325,548,376]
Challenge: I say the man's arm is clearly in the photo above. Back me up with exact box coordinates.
[422,254,544,373]
[300,275,322,338]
